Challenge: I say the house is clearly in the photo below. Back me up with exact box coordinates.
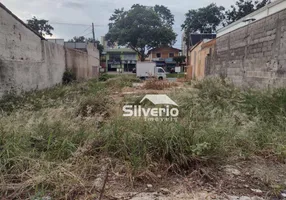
[187,39,216,80]
[104,48,138,72]
[146,46,181,72]
[181,33,216,57]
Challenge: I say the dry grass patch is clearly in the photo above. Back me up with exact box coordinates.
[143,79,178,90]
[76,92,114,118]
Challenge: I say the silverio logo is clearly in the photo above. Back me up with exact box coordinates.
[123,94,179,122]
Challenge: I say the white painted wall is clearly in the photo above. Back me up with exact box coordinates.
[218,0,286,37]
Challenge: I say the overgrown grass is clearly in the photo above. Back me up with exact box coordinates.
[98,78,286,171]
[1,77,286,198]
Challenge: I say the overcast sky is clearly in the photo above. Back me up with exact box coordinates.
[1,0,237,48]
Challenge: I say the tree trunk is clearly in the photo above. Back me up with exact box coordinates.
[186,35,190,66]
[140,50,145,62]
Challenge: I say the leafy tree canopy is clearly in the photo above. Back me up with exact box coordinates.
[27,16,54,37]
[181,3,224,61]
[68,36,93,43]
[224,0,271,25]
[181,3,225,34]
[173,56,186,66]
[105,4,177,61]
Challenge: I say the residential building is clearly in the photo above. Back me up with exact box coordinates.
[146,46,181,72]
[104,48,138,72]
[187,39,216,80]
[181,33,216,57]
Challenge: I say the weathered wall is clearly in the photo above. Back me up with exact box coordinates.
[66,48,89,80]
[0,4,66,97]
[0,3,99,97]
[86,43,100,78]
[210,8,286,88]
[188,43,203,80]
[66,43,99,80]
[187,40,215,80]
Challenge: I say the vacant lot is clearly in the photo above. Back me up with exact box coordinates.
[0,76,286,199]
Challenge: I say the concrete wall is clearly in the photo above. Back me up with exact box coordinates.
[0,4,66,97]
[0,3,99,97]
[217,0,286,37]
[210,8,286,88]
[87,43,100,77]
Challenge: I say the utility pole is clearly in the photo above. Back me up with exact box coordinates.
[92,22,99,81]
[92,23,96,47]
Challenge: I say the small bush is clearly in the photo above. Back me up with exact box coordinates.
[0,91,24,113]
[99,73,117,82]
[62,69,76,84]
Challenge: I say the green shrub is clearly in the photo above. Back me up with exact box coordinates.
[98,73,117,81]
[62,69,76,84]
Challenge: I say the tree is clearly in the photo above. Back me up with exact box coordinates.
[182,3,225,35]
[105,4,177,61]
[95,41,104,56]
[173,56,186,66]
[67,36,93,42]
[224,0,271,25]
[181,3,225,64]
[27,16,54,37]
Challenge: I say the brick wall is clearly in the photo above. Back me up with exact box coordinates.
[210,8,286,88]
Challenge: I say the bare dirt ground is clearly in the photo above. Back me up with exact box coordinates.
[87,156,286,200]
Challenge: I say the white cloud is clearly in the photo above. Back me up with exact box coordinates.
[1,0,237,47]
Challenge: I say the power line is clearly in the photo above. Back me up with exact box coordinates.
[79,26,92,35]
[82,32,93,37]
[49,21,105,27]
